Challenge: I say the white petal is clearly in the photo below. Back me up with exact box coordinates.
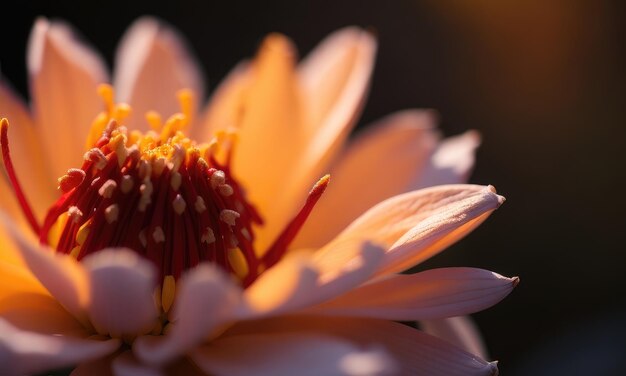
[28,18,109,179]
[191,332,397,376]
[82,249,159,338]
[0,318,119,376]
[114,17,204,131]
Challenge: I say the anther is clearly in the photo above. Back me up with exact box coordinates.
[84,148,108,170]
[120,175,134,194]
[153,157,166,176]
[195,196,207,213]
[153,227,165,243]
[210,170,226,188]
[172,194,186,215]
[139,230,147,248]
[170,172,182,191]
[201,227,216,244]
[98,179,117,198]
[68,206,83,223]
[105,204,119,224]
[58,169,86,192]
[220,209,240,226]
[138,160,152,180]
[139,182,153,211]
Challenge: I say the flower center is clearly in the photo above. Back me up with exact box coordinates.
[0,85,329,291]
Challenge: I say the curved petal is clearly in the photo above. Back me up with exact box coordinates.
[191,332,397,376]
[28,17,109,179]
[0,318,119,376]
[225,315,498,376]
[112,351,164,376]
[310,267,518,320]
[114,17,204,132]
[312,185,505,277]
[0,81,56,219]
[0,212,89,324]
[82,249,158,338]
[133,263,241,366]
[415,130,481,188]
[421,316,489,360]
[293,110,438,248]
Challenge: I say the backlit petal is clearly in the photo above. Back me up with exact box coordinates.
[0,319,119,376]
[82,249,158,338]
[421,316,489,360]
[313,185,504,277]
[310,267,518,320]
[28,18,108,179]
[293,110,438,248]
[114,17,204,131]
[191,332,396,376]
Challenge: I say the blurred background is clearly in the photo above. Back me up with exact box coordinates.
[2,1,625,374]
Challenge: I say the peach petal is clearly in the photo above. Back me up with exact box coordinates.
[313,185,504,277]
[293,110,438,248]
[226,316,498,376]
[0,213,89,323]
[194,61,251,140]
[310,267,518,320]
[420,316,489,360]
[191,332,397,376]
[415,130,482,188]
[114,17,204,132]
[0,81,56,219]
[28,17,109,179]
[82,249,159,338]
[0,318,120,376]
[231,33,305,252]
[133,263,241,366]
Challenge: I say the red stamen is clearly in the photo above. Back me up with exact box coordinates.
[0,118,41,234]
[261,175,330,271]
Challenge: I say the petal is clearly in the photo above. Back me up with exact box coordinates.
[310,267,518,320]
[0,81,56,219]
[415,130,481,188]
[133,263,241,366]
[226,315,498,376]
[293,110,438,248]
[191,333,396,376]
[28,18,109,180]
[231,34,306,251]
[114,17,204,132]
[420,316,489,360]
[0,318,120,376]
[313,185,505,277]
[112,351,164,376]
[194,61,251,140]
[82,249,159,338]
[0,212,89,324]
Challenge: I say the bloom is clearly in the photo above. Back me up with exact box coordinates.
[0,16,516,376]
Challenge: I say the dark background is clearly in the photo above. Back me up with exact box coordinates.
[2,1,625,374]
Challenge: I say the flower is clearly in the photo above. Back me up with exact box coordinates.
[0,17,516,375]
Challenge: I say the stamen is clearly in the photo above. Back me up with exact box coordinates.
[161,275,176,313]
[58,169,86,192]
[220,209,240,226]
[0,118,41,234]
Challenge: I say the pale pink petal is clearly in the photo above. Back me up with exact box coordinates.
[0,213,89,324]
[70,354,116,376]
[313,185,504,277]
[112,351,164,376]
[194,61,251,140]
[415,130,481,188]
[28,17,109,180]
[82,249,158,338]
[133,263,241,366]
[191,332,397,376]
[0,81,56,219]
[0,318,120,376]
[114,17,204,131]
[226,315,498,376]
[420,316,489,360]
[310,267,518,320]
[293,110,438,248]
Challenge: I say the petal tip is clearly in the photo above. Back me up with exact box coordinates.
[486,185,506,205]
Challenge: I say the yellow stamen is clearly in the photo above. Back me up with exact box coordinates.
[162,275,176,313]
[228,247,249,280]
[145,111,162,131]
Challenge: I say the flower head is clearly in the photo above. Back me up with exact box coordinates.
[0,17,516,375]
